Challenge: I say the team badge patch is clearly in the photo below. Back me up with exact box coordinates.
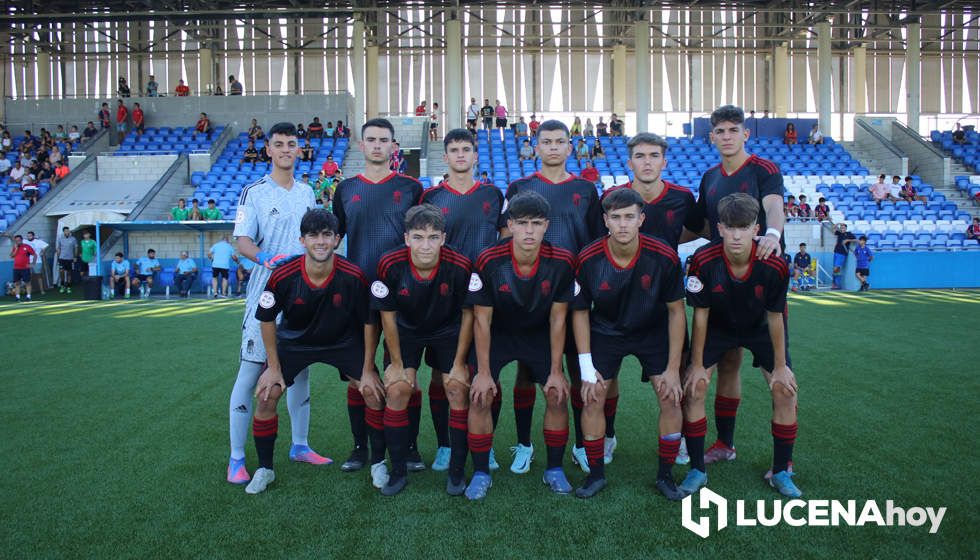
[468,273,483,292]
[235,208,246,224]
[573,281,582,296]
[686,276,704,293]
[371,280,389,298]
[258,290,276,309]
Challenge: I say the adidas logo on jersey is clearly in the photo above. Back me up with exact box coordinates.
[269,207,279,216]
[294,297,305,305]
[713,284,725,293]
[399,288,410,296]
[498,283,511,293]
[599,281,612,291]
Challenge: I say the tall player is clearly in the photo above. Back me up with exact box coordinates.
[499,120,601,475]
[572,188,687,500]
[596,132,696,468]
[372,205,474,496]
[420,128,504,471]
[246,209,384,494]
[680,193,800,498]
[228,122,329,485]
[332,118,424,479]
[466,191,577,500]
[682,105,786,468]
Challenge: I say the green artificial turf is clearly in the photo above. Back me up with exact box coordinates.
[0,290,977,558]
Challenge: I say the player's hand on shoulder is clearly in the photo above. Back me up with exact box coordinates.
[754,233,781,260]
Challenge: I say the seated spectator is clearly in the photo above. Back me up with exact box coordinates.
[49,145,63,166]
[900,176,927,202]
[202,199,223,220]
[118,77,131,97]
[609,114,623,136]
[966,217,980,244]
[110,252,131,298]
[132,249,161,298]
[479,171,491,185]
[248,119,265,140]
[146,75,159,97]
[515,117,528,138]
[170,198,190,220]
[952,123,967,145]
[194,112,213,140]
[0,154,10,176]
[519,139,535,161]
[869,174,893,207]
[808,123,824,144]
[314,170,333,205]
[583,117,594,137]
[209,235,234,297]
[241,140,259,165]
[188,199,204,220]
[570,116,582,136]
[258,144,271,163]
[797,194,812,218]
[20,171,39,206]
[54,125,68,142]
[233,253,255,297]
[175,251,198,297]
[529,114,540,136]
[296,123,307,139]
[334,120,349,138]
[21,130,36,152]
[299,139,314,162]
[213,86,224,96]
[580,160,599,185]
[308,117,324,139]
[1,130,11,150]
[175,79,190,96]
[324,121,335,138]
[321,155,339,177]
[596,117,608,137]
[37,161,55,183]
[791,243,812,292]
[575,139,591,160]
[68,125,81,146]
[785,195,799,219]
[784,123,798,145]
[82,122,98,140]
[889,175,903,201]
[9,161,25,183]
[53,161,69,186]
[592,139,605,159]
[854,236,873,291]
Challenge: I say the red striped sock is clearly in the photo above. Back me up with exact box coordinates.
[513,386,536,446]
[253,415,278,469]
[714,395,740,447]
[683,417,708,472]
[543,428,569,469]
[468,432,494,474]
[772,421,798,474]
[584,437,605,478]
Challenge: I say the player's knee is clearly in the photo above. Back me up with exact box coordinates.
[386,381,412,404]
[687,378,709,401]
[444,379,468,407]
[546,390,567,409]
[362,392,384,410]
[771,384,797,407]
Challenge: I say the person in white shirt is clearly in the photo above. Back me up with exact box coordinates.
[24,231,49,295]
[466,97,480,130]
[808,124,824,144]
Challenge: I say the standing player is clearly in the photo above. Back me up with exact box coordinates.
[332,118,424,475]
[501,119,601,475]
[420,128,504,471]
[595,132,696,468]
[682,105,787,467]
[466,191,577,500]
[246,209,383,494]
[372,205,474,495]
[227,122,328,486]
[681,193,800,498]
[572,188,687,500]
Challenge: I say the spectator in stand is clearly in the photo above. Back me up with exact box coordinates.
[430,102,440,140]
[233,252,254,297]
[832,222,858,289]
[808,123,824,145]
[333,120,349,138]
[324,121,335,138]
[888,175,903,201]
[83,122,98,140]
[784,122,797,145]
[389,141,406,173]
[67,125,81,147]
[583,117,594,137]
[529,114,540,136]
[952,123,967,145]
[308,117,324,139]
[797,194,812,218]
[118,77,131,98]
[257,143,271,163]
[229,75,243,96]
[248,119,265,140]
[194,112,213,140]
[53,161,69,186]
[188,199,204,220]
[480,99,494,130]
[596,116,608,136]
[321,155,339,177]
[202,199,223,221]
[54,125,68,143]
[241,140,259,165]
[175,251,198,297]
[110,252,131,298]
[1,130,11,150]
[575,139,591,160]
[50,145,64,165]
[9,161,25,184]
[791,243,812,292]
[296,123,307,140]
[146,75,159,97]
[37,161,54,185]
[0,154,10,176]
[314,170,333,204]
[300,138,314,162]
[171,198,190,220]
[132,102,145,137]
[592,138,605,159]
[571,116,583,136]
[212,85,222,96]
[115,99,129,143]
[869,174,893,207]
[519,139,535,161]
[494,99,508,132]
[901,176,927,202]
[966,217,980,243]
[785,194,799,219]
[415,100,427,116]
[854,236,873,291]
[580,160,599,185]
[609,113,624,136]
[98,103,111,129]
[515,116,528,138]
[132,248,161,298]
[467,97,480,130]
[20,170,39,206]
[208,235,234,297]
[479,171,491,185]
[175,79,190,97]
[9,234,36,302]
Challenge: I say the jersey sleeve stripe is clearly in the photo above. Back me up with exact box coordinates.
[476,244,511,269]
[336,259,369,284]
[640,237,680,263]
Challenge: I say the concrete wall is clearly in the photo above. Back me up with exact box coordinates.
[112,229,235,262]
[855,117,909,176]
[857,116,896,140]
[890,122,952,187]
[130,159,191,222]
[97,155,178,182]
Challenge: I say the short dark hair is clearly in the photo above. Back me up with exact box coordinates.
[362,118,395,139]
[115,252,124,257]
[507,191,550,220]
[717,193,759,228]
[601,187,644,214]
[627,132,669,157]
[878,174,886,179]
[27,231,34,235]
[799,243,807,247]
[13,234,22,241]
[268,122,298,138]
[892,175,901,180]
[405,204,446,232]
[300,208,339,236]
[904,176,913,181]
[178,198,185,203]
[207,199,216,204]
[536,119,570,138]
[819,197,826,203]
[859,235,867,241]
[710,105,745,127]
[147,248,156,253]
[443,128,476,151]
[62,226,69,231]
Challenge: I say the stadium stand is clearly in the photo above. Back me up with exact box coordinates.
[931,127,979,172]
[114,126,225,155]
[0,127,84,231]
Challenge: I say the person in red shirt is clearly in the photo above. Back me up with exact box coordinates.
[116,99,129,144]
[966,217,980,244]
[53,161,70,186]
[195,112,213,140]
[321,155,339,177]
[10,234,37,302]
[175,79,190,97]
[132,102,145,137]
[415,101,427,116]
[580,160,600,185]
[528,115,540,136]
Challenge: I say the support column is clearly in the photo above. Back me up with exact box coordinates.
[773,43,789,117]
[366,44,379,123]
[906,20,921,132]
[613,43,627,117]
[37,51,52,98]
[634,15,651,134]
[445,15,463,131]
[199,46,215,94]
[853,45,867,114]
[352,17,366,134]
[817,21,832,132]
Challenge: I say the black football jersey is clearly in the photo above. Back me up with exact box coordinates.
[499,172,602,252]
[574,235,684,337]
[420,182,503,262]
[468,238,576,333]
[371,245,472,336]
[255,255,369,351]
[685,240,789,333]
[685,155,784,240]
[600,181,696,249]
[332,172,424,280]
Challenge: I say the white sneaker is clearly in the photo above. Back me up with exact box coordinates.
[370,461,389,489]
[604,435,618,465]
[571,445,591,474]
[676,438,690,466]
[509,443,534,474]
[245,467,275,494]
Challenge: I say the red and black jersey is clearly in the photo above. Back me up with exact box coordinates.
[499,172,602,253]
[332,171,424,280]
[468,238,576,332]
[685,240,789,334]
[420,182,503,262]
[600,181,696,249]
[685,155,784,240]
[574,235,684,337]
[371,246,472,337]
[255,255,369,352]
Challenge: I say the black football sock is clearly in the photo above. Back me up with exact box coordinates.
[384,407,410,478]
[253,415,278,470]
[684,417,708,472]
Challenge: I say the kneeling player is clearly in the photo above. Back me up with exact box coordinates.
[680,193,801,498]
[466,191,576,500]
[247,209,384,494]
[572,188,687,499]
[372,205,474,496]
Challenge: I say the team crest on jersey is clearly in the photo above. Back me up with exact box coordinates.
[399,287,410,296]
[439,282,449,296]
[333,293,343,307]
[371,280,389,298]
[235,208,246,224]
[258,290,276,309]
[599,281,611,291]
[393,191,403,204]
[468,273,483,292]
[665,210,675,224]
[740,182,750,193]
[440,206,450,215]
[572,193,582,206]
[352,194,362,203]
[686,276,704,293]
[641,274,652,290]
[755,285,765,300]
[482,201,492,215]
[573,281,581,296]
[540,279,551,296]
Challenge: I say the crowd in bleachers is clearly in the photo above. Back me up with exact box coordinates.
[0,124,81,231]
[932,123,980,172]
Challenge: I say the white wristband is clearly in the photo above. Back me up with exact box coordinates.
[578,353,598,383]
[766,228,781,238]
